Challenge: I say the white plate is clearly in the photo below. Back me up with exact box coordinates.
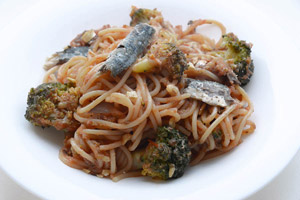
[0,0,299,199]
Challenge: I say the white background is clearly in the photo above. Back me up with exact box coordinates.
[0,0,299,199]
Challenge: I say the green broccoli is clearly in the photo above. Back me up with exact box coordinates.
[132,43,188,80]
[129,7,159,26]
[133,126,191,180]
[159,43,188,80]
[25,82,80,132]
[221,33,254,86]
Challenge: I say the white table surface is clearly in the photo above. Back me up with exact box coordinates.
[0,0,299,199]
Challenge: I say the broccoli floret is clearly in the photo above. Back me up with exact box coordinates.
[130,7,159,26]
[25,82,80,132]
[132,43,187,80]
[158,43,188,80]
[141,126,191,180]
[221,33,254,86]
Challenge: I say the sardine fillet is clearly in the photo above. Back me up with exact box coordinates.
[100,23,155,76]
[184,78,234,107]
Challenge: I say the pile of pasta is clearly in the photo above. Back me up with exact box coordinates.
[44,9,255,181]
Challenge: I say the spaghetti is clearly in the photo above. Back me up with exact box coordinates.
[40,7,256,181]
